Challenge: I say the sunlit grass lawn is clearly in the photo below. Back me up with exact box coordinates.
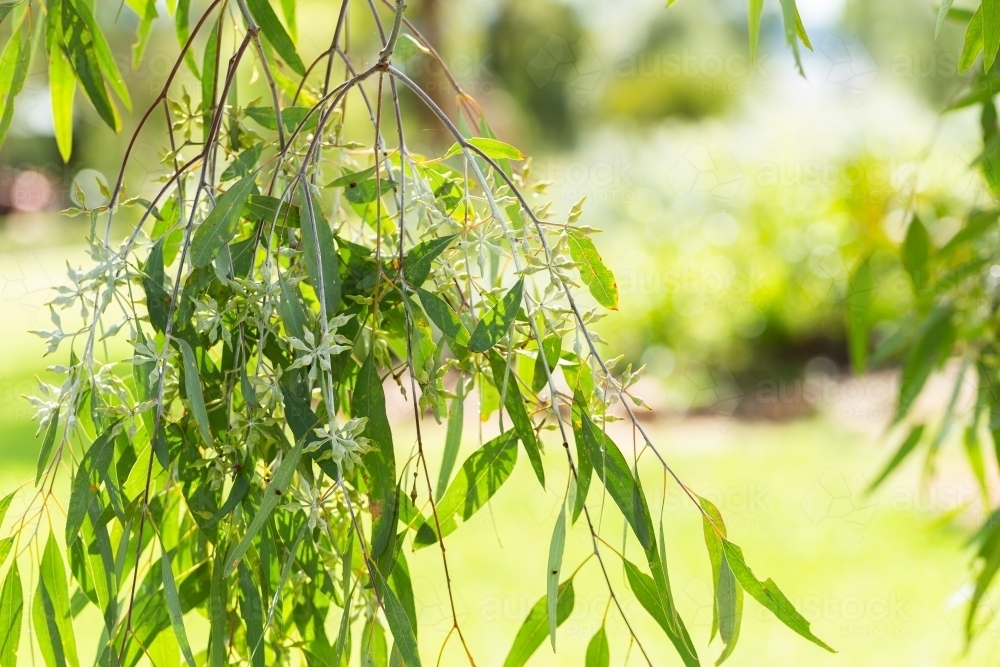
[1,245,996,665]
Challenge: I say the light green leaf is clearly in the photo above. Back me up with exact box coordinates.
[937,0,956,38]
[59,0,121,131]
[567,230,618,310]
[124,0,158,68]
[246,0,305,75]
[65,423,118,547]
[868,424,925,492]
[224,437,304,577]
[449,136,525,161]
[469,278,523,353]
[960,7,984,73]
[414,431,518,547]
[985,0,1000,70]
[191,172,257,268]
[0,491,15,529]
[238,563,265,667]
[72,0,132,111]
[0,562,23,667]
[585,626,609,667]
[749,0,764,61]
[175,0,200,78]
[436,382,466,501]
[161,549,197,667]
[699,496,742,664]
[721,540,835,652]
[0,10,34,153]
[176,339,214,446]
[48,43,76,163]
[35,534,80,667]
[372,570,421,667]
[623,558,700,667]
[502,578,574,667]
[546,504,566,650]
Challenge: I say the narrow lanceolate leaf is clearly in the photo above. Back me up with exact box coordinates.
[503,578,574,667]
[436,383,465,501]
[585,626,610,667]
[72,0,132,112]
[0,492,14,529]
[300,189,341,317]
[35,534,80,667]
[897,307,955,419]
[546,505,567,650]
[191,173,257,268]
[567,230,618,310]
[489,351,545,486]
[48,44,76,163]
[238,564,265,667]
[225,438,304,576]
[902,216,930,293]
[221,142,264,182]
[469,278,523,352]
[176,339,213,446]
[0,2,19,24]
[66,423,119,547]
[867,424,925,492]
[845,256,874,376]
[721,539,835,652]
[624,559,700,667]
[748,0,764,61]
[36,407,60,486]
[174,0,200,77]
[699,497,743,665]
[353,351,396,559]
[532,335,562,393]
[372,570,421,666]
[0,562,23,667]
[246,0,305,75]
[575,407,652,550]
[59,0,121,132]
[937,0,956,38]
[161,549,197,667]
[446,136,526,161]
[985,0,1000,70]
[403,235,458,286]
[414,431,518,547]
[0,11,34,152]
[960,7,984,73]
[417,288,470,347]
[124,0,158,68]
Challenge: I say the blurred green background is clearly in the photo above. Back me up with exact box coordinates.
[2,0,998,664]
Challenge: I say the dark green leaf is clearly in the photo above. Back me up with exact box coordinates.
[238,563,265,667]
[143,239,170,333]
[845,256,875,376]
[246,0,305,75]
[898,307,955,419]
[699,497,742,664]
[488,351,544,486]
[59,0,120,131]
[224,437,304,576]
[575,407,652,550]
[245,105,317,132]
[469,278,523,353]
[567,230,618,310]
[722,539,835,652]
[191,172,257,268]
[353,351,397,559]
[417,288,470,347]
[902,216,930,292]
[36,409,60,485]
[300,189,341,318]
[221,142,264,182]
[372,570,420,666]
[176,339,214,446]
[532,336,561,393]
[245,194,300,227]
[402,235,457,287]
[502,578,574,667]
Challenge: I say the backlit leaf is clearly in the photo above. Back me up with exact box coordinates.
[469,278,523,353]
[567,230,618,310]
[502,578,574,667]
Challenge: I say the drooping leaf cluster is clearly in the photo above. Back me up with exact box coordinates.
[0,1,832,665]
